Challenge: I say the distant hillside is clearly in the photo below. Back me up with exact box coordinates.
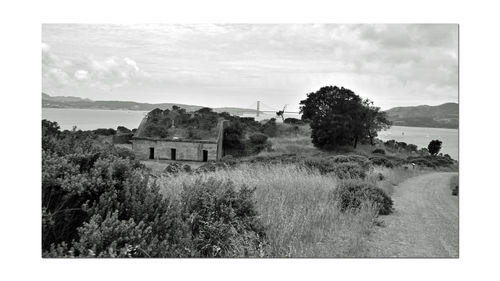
[42,93,256,115]
[385,103,458,129]
[42,92,92,103]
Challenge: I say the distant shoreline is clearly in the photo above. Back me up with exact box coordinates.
[42,107,458,130]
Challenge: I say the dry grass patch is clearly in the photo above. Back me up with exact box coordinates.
[157,163,379,257]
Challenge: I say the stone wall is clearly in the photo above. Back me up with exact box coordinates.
[131,139,218,161]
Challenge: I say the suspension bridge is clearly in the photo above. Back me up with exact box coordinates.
[244,101,300,117]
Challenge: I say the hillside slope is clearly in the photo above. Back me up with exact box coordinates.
[385,103,458,129]
[42,93,256,115]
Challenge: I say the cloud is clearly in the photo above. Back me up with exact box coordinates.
[42,25,458,109]
[74,70,89,80]
[42,42,149,91]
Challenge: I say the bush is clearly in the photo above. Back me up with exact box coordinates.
[112,133,134,144]
[116,126,132,134]
[42,120,270,258]
[261,118,278,137]
[42,151,187,257]
[111,146,135,160]
[181,178,266,257]
[284,117,305,125]
[195,162,235,173]
[332,162,367,179]
[164,163,192,175]
[331,155,371,170]
[223,121,246,156]
[249,133,268,144]
[372,148,386,155]
[332,180,393,215]
[369,156,394,168]
[407,155,454,168]
[409,157,436,168]
[303,158,366,179]
[246,133,272,155]
[93,128,116,136]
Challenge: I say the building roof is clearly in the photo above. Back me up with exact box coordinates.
[134,107,225,142]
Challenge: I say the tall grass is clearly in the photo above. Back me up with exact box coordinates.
[157,164,379,257]
[261,136,319,156]
[366,166,425,195]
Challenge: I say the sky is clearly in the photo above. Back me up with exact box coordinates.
[42,24,458,111]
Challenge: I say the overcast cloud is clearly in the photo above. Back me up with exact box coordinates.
[42,24,458,111]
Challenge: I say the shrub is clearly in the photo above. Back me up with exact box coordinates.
[164,163,192,175]
[246,133,272,155]
[407,144,418,152]
[223,120,246,156]
[409,157,436,168]
[116,126,132,134]
[93,128,116,136]
[372,148,386,155]
[111,146,135,160]
[42,151,187,257]
[303,158,366,179]
[369,156,394,168]
[331,162,366,179]
[261,118,278,137]
[112,133,134,144]
[329,155,371,170]
[249,133,268,144]
[195,162,234,173]
[221,155,239,166]
[42,119,270,258]
[284,117,305,125]
[247,153,299,165]
[181,178,266,257]
[407,155,454,168]
[332,180,393,215]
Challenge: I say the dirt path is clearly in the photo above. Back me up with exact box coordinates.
[368,172,458,258]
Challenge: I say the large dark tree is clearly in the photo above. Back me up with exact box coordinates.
[359,99,392,145]
[428,139,443,156]
[299,86,390,149]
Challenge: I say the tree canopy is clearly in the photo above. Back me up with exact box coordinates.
[299,86,391,149]
[427,139,443,156]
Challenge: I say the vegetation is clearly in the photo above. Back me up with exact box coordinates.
[45,118,426,257]
[303,158,367,179]
[42,85,458,258]
[299,86,391,150]
[332,180,393,215]
[42,120,265,257]
[159,163,382,257]
[428,139,443,156]
[284,117,305,125]
[407,155,454,168]
[369,156,394,168]
[450,175,459,196]
[372,148,386,155]
[385,102,458,129]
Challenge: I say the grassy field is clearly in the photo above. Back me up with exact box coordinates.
[158,164,372,257]
[155,162,424,257]
[120,123,455,257]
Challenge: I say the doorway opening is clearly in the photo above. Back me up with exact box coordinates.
[202,150,208,162]
[171,148,177,160]
[149,147,154,159]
